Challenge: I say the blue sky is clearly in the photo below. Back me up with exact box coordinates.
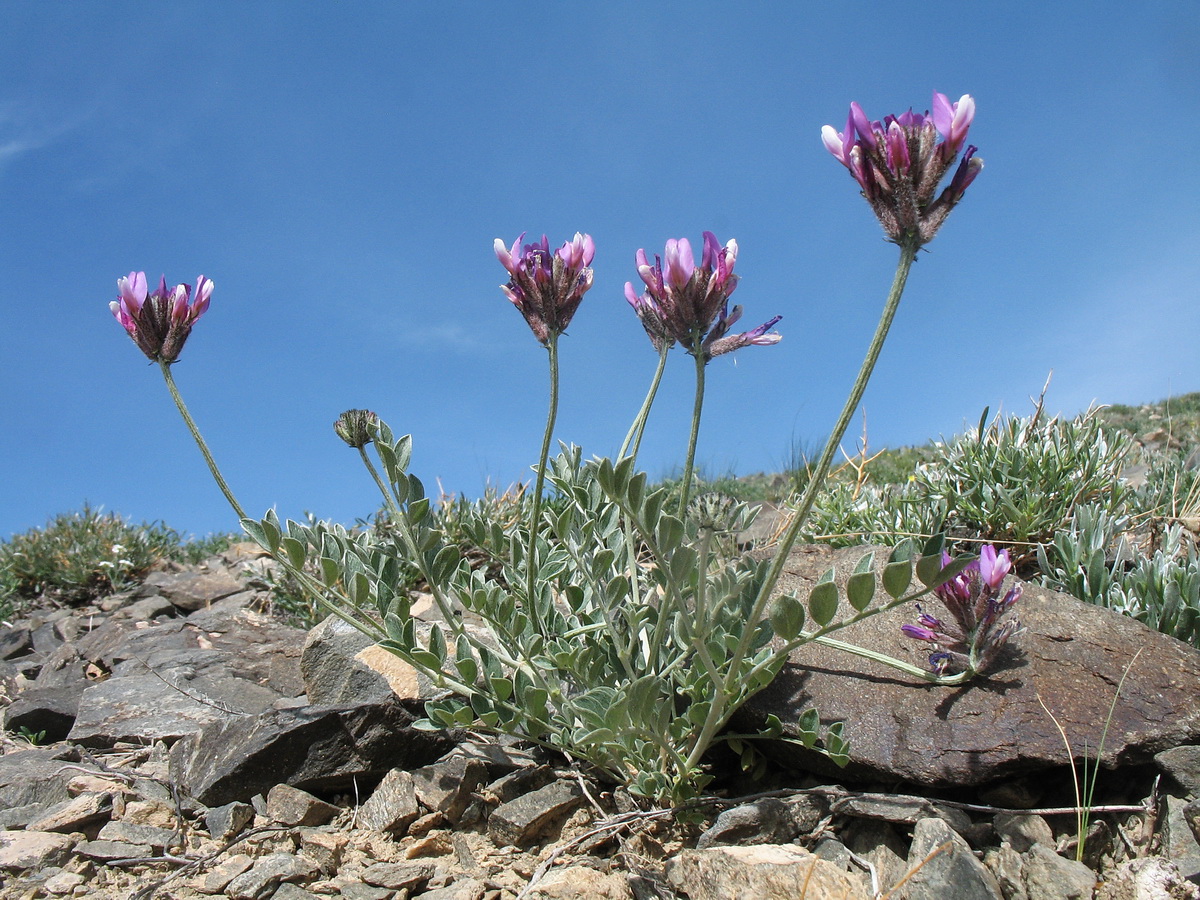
[2,2,1198,540]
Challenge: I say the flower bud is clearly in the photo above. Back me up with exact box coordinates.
[334,409,378,448]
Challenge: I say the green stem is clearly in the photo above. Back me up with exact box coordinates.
[526,333,561,618]
[159,361,247,521]
[678,346,707,515]
[750,238,920,638]
[620,342,671,464]
[685,238,920,771]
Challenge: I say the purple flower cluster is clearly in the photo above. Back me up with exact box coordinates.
[623,232,781,361]
[110,271,213,363]
[822,92,983,246]
[494,232,595,344]
[903,545,1024,676]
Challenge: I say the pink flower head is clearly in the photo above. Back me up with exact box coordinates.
[110,271,212,363]
[822,91,983,246]
[625,231,779,362]
[495,232,594,344]
[905,543,1023,678]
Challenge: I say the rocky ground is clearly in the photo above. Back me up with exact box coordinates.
[3,542,1200,899]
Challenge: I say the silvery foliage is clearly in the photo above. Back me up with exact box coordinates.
[801,407,1132,554]
[917,407,1133,546]
[242,419,962,804]
[1039,504,1200,648]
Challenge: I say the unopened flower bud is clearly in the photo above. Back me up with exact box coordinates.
[334,409,378,448]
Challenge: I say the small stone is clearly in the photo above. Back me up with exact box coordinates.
[1165,795,1200,881]
[66,774,135,797]
[357,768,421,835]
[226,851,321,900]
[1156,745,1200,797]
[122,798,179,829]
[26,792,113,833]
[272,885,321,900]
[42,870,86,894]
[526,866,632,899]
[361,860,437,891]
[336,884,395,900]
[667,844,870,900]
[0,830,76,871]
[697,798,809,849]
[485,765,556,804]
[841,818,909,895]
[406,831,453,859]
[994,812,1056,852]
[412,756,489,824]
[1023,844,1097,900]
[488,780,585,848]
[75,838,153,862]
[206,800,255,839]
[984,845,1027,900]
[834,791,972,832]
[191,853,254,894]
[1096,857,1200,900]
[97,820,178,851]
[892,817,1003,900]
[266,783,340,826]
[420,876,488,900]
[299,828,348,874]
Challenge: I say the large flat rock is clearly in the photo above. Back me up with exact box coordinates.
[737,544,1200,787]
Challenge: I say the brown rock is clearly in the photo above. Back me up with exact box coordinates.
[739,544,1200,786]
[0,829,76,871]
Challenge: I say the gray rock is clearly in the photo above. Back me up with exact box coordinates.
[412,756,489,824]
[361,860,437,891]
[190,852,254,893]
[337,884,395,900]
[485,764,556,804]
[357,768,421,835]
[739,544,1200,787]
[0,802,47,830]
[25,792,113,833]
[168,698,452,806]
[994,812,1056,852]
[0,747,79,808]
[112,595,178,622]
[833,791,971,832]
[3,684,82,742]
[842,818,909,895]
[68,670,281,746]
[205,801,255,839]
[984,845,1028,900]
[1165,795,1200,881]
[892,817,1003,900]
[225,851,320,900]
[1095,857,1200,900]
[142,569,245,611]
[0,830,75,871]
[75,838,152,861]
[265,783,340,826]
[97,820,178,851]
[271,885,321,900]
[696,798,810,849]
[1024,844,1097,900]
[1158,746,1200,797]
[420,877,488,900]
[301,615,397,706]
[666,844,871,900]
[525,867,632,899]
[489,779,586,848]
[0,624,33,660]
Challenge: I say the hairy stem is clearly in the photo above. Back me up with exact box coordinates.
[526,333,561,621]
[620,342,671,464]
[159,361,246,521]
[678,346,707,515]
